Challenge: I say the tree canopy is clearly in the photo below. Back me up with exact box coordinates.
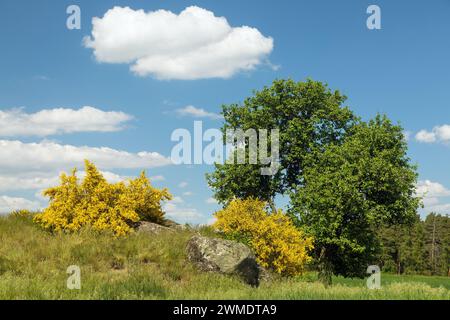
[207,79,421,284]
[289,115,420,284]
[207,79,356,209]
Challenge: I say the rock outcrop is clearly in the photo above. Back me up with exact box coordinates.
[163,219,188,230]
[186,235,260,286]
[136,221,174,234]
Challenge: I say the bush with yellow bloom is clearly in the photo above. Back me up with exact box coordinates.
[34,160,172,236]
[213,198,313,276]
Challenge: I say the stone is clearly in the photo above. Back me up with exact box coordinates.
[136,221,174,234]
[163,219,188,230]
[258,265,277,282]
[186,235,260,286]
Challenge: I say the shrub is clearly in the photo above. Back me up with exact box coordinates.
[34,160,172,236]
[213,198,314,276]
[10,209,36,219]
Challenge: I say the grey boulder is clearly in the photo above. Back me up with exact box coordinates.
[136,221,174,234]
[186,235,261,286]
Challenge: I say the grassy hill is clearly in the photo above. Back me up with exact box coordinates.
[0,215,449,300]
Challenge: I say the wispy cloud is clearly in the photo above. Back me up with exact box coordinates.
[163,202,205,224]
[206,197,218,204]
[175,105,222,120]
[33,75,50,81]
[0,196,41,214]
[417,180,450,216]
[150,175,165,182]
[178,182,188,188]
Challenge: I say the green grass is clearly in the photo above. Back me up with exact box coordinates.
[0,215,449,300]
[332,273,450,290]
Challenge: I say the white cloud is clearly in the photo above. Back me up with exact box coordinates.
[422,197,440,207]
[0,140,172,175]
[34,190,48,202]
[416,180,450,217]
[424,201,450,216]
[415,125,450,144]
[0,196,41,214]
[403,131,412,142]
[415,130,436,143]
[416,180,450,198]
[84,6,274,80]
[206,197,218,204]
[176,105,222,120]
[178,182,188,188]
[149,175,165,182]
[34,75,50,81]
[183,191,193,196]
[99,171,129,183]
[0,170,133,195]
[171,196,184,204]
[0,107,133,137]
[434,125,450,141]
[0,175,59,192]
[163,202,205,224]
[424,203,450,215]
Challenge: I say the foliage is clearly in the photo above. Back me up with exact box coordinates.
[378,213,450,276]
[34,160,172,236]
[424,213,450,276]
[206,79,356,207]
[377,215,428,275]
[213,198,314,276]
[289,115,420,284]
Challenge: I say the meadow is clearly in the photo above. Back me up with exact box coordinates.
[0,215,449,300]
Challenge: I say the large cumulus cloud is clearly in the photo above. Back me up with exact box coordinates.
[84,6,274,80]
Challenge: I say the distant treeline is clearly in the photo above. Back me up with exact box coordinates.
[377,213,450,276]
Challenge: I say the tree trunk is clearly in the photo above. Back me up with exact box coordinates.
[268,198,277,214]
[318,247,333,287]
[431,216,436,275]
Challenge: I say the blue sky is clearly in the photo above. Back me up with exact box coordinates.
[0,0,449,222]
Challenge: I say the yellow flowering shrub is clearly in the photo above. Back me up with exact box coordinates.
[214,198,314,276]
[10,209,35,219]
[34,160,172,236]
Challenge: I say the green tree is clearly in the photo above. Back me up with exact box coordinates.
[289,115,420,285]
[206,79,356,210]
[404,220,428,274]
[424,213,450,275]
[377,216,428,275]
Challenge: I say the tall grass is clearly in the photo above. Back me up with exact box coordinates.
[0,215,449,300]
